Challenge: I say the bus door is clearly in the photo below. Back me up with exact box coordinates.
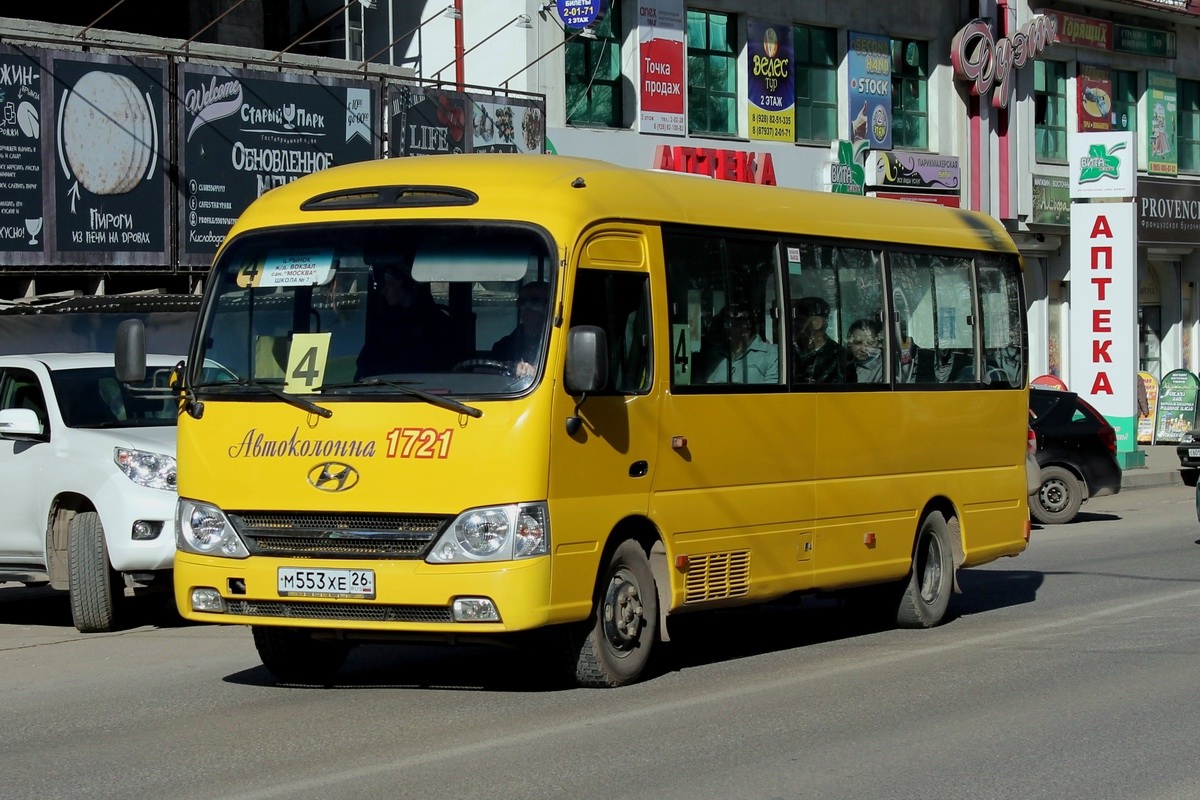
[547,226,661,615]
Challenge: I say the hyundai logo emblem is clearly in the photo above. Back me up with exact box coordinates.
[307,462,360,492]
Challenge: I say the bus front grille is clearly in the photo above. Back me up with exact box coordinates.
[230,511,448,559]
[684,551,751,604]
[225,599,452,623]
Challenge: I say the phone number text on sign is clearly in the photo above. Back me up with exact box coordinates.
[557,0,603,27]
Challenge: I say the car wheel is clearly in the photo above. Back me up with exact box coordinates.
[1033,465,1084,525]
[68,511,121,633]
[895,511,955,629]
[565,539,659,688]
[252,626,351,685]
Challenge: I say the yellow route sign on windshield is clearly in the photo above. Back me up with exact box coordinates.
[283,332,331,394]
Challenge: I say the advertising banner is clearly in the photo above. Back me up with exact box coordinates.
[1048,11,1113,49]
[1069,202,1137,449]
[1077,64,1113,132]
[847,31,891,150]
[178,64,378,262]
[51,53,169,265]
[1032,173,1071,225]
[388,84,469,157]
[866,150,960,195]
[1114,25,1176,58]
[1137,371,1158,444]
[1145,71,1178,176]
[470,96,544,154]
[823,139,867,194]
[746,19,793,142]
[1138,177,1200,245]
[0,45,44,260]
[1153,369,1200,443]
[1068,131,1136,198]
[637,0,685,136]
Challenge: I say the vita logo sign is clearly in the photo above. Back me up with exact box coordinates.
[1078,141,1126,185]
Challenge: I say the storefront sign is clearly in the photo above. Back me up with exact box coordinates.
[1032,174,1071,226]
[1145,71,1178,176]
[1048,11,1112,50]
[52,53,168,264]
[651,145,777,185]
[1137,177,1200,245]
[555,0,604,29]
[1077,64,1113,132]
[823,139,866,194]
[847,31,891,149]
[1069,202,1137,446]
[867,151,960,195]
[746,19,794,142]
[1153,369,1200,443]
[1068,131,1135,198]
[950,15,1057,109]
[1120,0,1200,15]
[180,65,377,262]
[389,84,468,156]
[0,46,44,259]
[637,0,686,136]
[1114,25,1176,58]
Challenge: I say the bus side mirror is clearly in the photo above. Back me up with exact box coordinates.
[115,319,147,384]
[565,325,608,394]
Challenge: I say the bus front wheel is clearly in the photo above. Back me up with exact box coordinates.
[252,626,351,686]
[896,511,955,629]
[569,539,659,688]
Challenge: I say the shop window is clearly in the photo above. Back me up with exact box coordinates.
[1035,60,1068,162]
[565,5,623,127]
[794,24,838,144]
[890,38,927,149]
[1112,69,1137,132]
[1180,79,1200,173]
[687,9,737,136]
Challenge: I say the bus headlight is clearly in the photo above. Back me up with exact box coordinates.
[427,503,549,563]
[176,498,249,558]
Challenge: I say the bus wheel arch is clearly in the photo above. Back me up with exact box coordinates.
[567,517,662,688]
[896,503,958,629]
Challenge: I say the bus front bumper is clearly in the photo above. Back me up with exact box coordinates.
[174,551,562,635]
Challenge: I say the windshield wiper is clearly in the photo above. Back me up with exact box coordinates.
[226,380,333,419]
[325,378,482,419]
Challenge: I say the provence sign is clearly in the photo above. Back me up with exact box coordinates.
[951,15,1057,108]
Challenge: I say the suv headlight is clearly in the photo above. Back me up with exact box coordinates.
[114,448,177,491]
[176,498,249,558]
[426,503,549,564]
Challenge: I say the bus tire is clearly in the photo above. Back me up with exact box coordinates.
[896,511,954,629]
[252,626,350,685]
[570,539,659,688]
[68,511,121,633]
[1031,466,1083,525]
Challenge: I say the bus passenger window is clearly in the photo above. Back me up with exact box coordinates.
[569,269,652,393]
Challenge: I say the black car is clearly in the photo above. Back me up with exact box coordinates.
[1177,430,1200,470]
[1029,386,1122,524]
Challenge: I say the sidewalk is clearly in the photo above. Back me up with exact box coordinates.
[1123,444,1192,492]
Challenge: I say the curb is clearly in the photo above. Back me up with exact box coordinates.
[1121,470,1188,491]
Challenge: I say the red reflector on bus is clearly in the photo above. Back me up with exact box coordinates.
[1024,519,1031,542]
[675,555,690,570]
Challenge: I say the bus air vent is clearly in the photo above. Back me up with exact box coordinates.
[300,185,479,211]
[684,551,750,603]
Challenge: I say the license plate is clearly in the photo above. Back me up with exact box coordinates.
[277,567,375,599]
[1190,449,1200,458]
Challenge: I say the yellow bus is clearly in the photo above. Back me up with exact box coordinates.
[117,154,1030,687]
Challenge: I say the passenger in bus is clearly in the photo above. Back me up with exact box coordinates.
[356,261,454,377]
[490,281,550,378]
[897,332,936,383]
[703,302,779,384]
[847,318,884,384]
[793,296,854,383]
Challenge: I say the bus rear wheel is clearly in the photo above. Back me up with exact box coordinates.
[896,511,955,629]
[252,626,351,685]
[568,540,659,688]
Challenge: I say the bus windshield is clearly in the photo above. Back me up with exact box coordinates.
[194,223,555,397]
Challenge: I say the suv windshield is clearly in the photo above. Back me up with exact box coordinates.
[194,222,555,398]
[51,366,178,428]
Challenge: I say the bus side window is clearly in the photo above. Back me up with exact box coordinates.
[569,269,652,393]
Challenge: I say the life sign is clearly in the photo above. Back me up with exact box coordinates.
[556,0,604,28]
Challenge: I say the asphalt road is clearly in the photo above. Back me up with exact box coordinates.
[3,485,1199,800]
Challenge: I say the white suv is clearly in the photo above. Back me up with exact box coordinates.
[0,353,179,632]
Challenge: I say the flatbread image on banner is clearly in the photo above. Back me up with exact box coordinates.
[62,70,153,195]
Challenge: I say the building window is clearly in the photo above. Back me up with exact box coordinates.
[1035,60,1068,162]
[1112,69,1137,132]
[565,5,622,127]
[794,24,837,143]
[890,38,927,149]
[687,10,737,136]
[1180,79,1200,173]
